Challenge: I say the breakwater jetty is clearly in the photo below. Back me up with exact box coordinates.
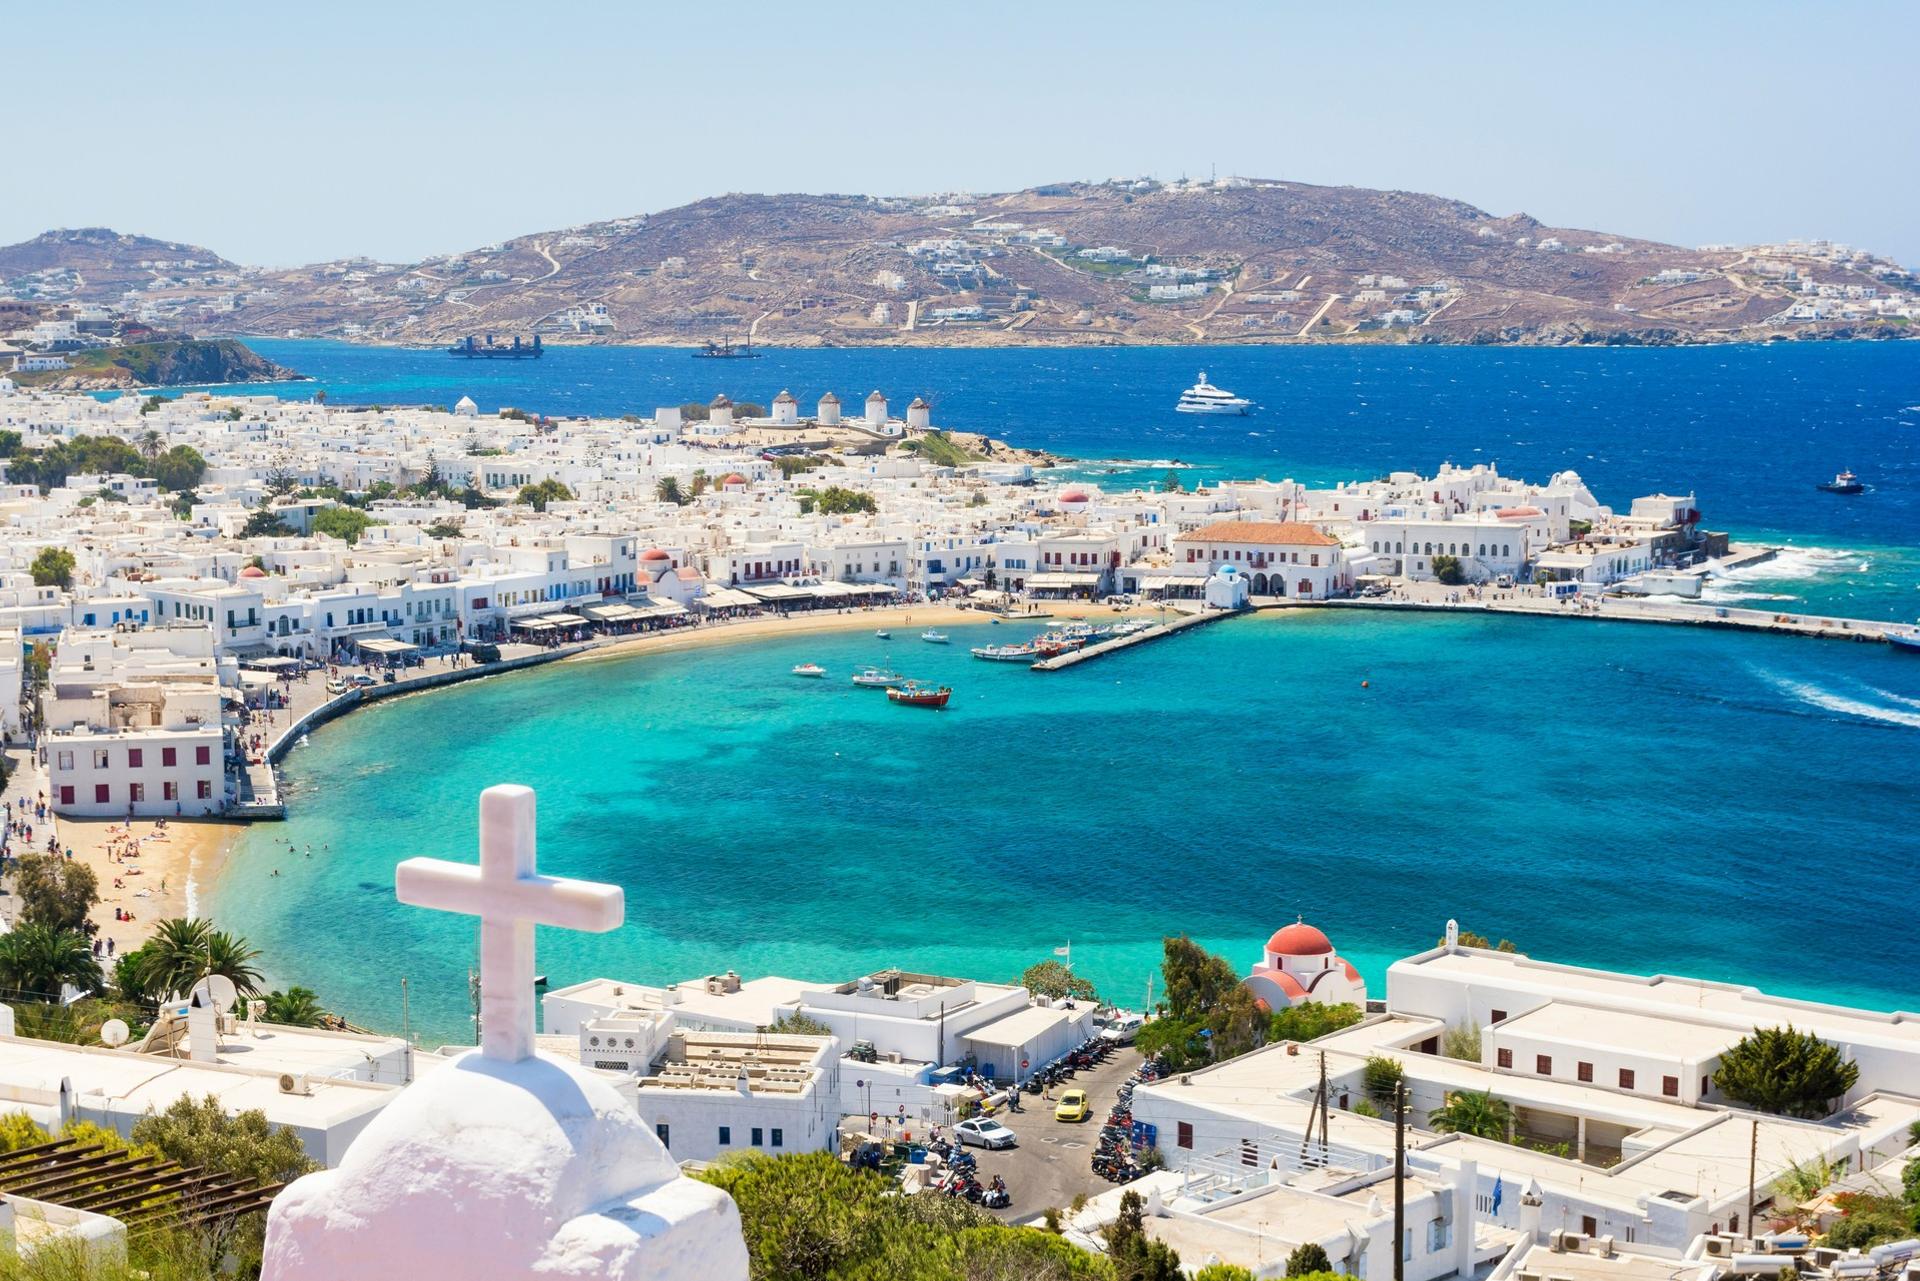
[1030,610,1229,671]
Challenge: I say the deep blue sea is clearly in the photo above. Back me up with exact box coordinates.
[193,340,1920,1044]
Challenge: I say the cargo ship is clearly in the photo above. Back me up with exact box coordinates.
[449,334,543,359]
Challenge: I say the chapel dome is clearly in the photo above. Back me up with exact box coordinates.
[1059,490,1089,503]
[722,473,747,486]
[640,548,671,562]
[1266,919,1332,957]
[239,565,268,579]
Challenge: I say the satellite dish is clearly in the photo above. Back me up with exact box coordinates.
[100,1019,131,1048]
[193,974,240,1013]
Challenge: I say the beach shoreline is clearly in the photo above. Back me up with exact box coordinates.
[45,817,242,956]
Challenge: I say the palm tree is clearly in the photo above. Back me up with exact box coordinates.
[0,924,104,1001]
[1427,1089,1514,1140]
[139,429,164,460]
[655,476,682,505]
[131,918,264,1001]
[263,987,329,1028]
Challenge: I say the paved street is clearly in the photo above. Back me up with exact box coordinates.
[964,1046,1142,1223]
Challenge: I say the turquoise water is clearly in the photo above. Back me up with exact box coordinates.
[213,612,1920,1046]
[187,340,1920,1043]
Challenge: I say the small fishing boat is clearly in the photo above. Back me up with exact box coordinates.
[791,663,827,678]
[851,666,906,688]
[1890,630,1920,653]
[971,644,1036,662]
[921,629,949,644]
[874,629,892,640]
[1817,470,1864,494]
[887,681,952,708]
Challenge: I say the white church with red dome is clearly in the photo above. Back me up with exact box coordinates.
[1244,918,1367,1011]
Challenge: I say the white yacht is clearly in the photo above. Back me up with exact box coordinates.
[1175,371,1252,415]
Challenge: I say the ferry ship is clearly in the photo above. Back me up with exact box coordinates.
[1175,371,1252,415]
[1816,469,1864,495]
[449,334,543,359]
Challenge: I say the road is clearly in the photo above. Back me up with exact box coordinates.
[1298,292,1342,336]
[963,1047,1142,1223]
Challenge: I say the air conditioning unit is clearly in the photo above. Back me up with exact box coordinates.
[1597,1235,1616,1259]
[1704,1238,1736,1259]
[1550,1230,1569,1254]
[278,1072,312,1096]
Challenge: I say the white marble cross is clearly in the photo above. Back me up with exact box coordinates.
[395,784,624,1062]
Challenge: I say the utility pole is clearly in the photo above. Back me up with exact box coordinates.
[469,967,482,1047]
[1745,1118,1758,1239]
[1394,1081,1408,1281]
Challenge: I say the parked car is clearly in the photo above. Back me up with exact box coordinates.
[350,674,378,688]
[1099,1014,1145,1045]
[954,1118,1017,1149]
[325,678,351,695]
[1054,1089,1090,1122]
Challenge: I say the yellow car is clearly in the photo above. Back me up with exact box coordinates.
[1054,1089,1090,1122]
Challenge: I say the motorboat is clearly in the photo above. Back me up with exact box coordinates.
[970,644,1036,662]
[874,629,892,639]
[791,663,827,678]
[1817,470,1864,494]
[851,667,906,688]
[921,629,949,643]
[1890,630,1920,653]
[887,681,952,708]
[1175,370,1252,415]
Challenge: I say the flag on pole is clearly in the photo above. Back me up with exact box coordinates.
[1491,1174,1504,1216]
[1053,945,1070,957]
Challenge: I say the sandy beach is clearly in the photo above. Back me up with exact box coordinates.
[47,817,240,955]
[566,599,1174,668]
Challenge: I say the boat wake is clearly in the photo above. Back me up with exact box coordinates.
[1757,670,1920,730]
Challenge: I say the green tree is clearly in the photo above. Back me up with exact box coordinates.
[1193,1267,1260,1281]
[30,546,76,588]
[139,429,164,459]
[803,485,877,515]
[1714,1026,1860,1119]
[1019,958,1098,1004]
[656,476,685,505]
[425,520,465,539]
[1427,1089,1513,1140]
[129,918,264,1001]
[764,1012,833,1037]
[1160,935,1238,1022]
[12,853,99,934]
[1159,471,1185,493]
[263,987,329,1028]
[517,478,575,511]
[241,508,294,538]
[1104,1189,1181,1281]
[1270,1002,1364,1044]
[1443,927,1518,953]
[170,488,200,519]
[689,469,710,498]
[311,505,377,544]
[112,945,168,1007]
[1442,1020,1483,1061]
[147,444,207,492]
[1432,554,1466,585]
[264,469,301,496]
[0,924,104,1000]
[1287,1243,1333,1276]
[1362,1055,1405,1107]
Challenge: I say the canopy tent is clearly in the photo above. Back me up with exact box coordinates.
[742,583,812,604]
[1026,572,1102,589]
[580,603,648,623]
[239,655,300,671]
[355,637,418,656]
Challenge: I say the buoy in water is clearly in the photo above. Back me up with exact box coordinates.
[1361,680,1370,688]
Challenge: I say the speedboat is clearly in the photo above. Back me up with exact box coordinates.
[921,629,949,644]
[851,666,906,688]
[791,663,827,678]
[1817,470,1864,494]
[887,681,952,708]
[1175,371,1252,415]
[874,629,892,639]
[1890,630,1920,653]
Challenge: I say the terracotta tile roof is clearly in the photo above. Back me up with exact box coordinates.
[1179,520,1339,547]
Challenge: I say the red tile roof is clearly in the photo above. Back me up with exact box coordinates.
[1181,520,1339,547]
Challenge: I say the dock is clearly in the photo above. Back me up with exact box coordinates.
[1030,609,1231,671]
[1319,594,1916,644]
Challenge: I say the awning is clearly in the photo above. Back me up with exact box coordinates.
[1027,572,1101,589]
[228,643,277,660]
[694,587,760,610]
[581,603,647,623]
[540,612,589,627]
[240,655,299,670]
[512,618,558,631]
[743,584,811,603]
[634,600,688,617]
[355,637,417,655]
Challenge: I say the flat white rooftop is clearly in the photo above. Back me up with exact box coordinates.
[1495,1001,1738,1062]
[545,975,815,1029]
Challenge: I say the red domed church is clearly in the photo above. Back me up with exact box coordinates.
[1244,918,1367,1011]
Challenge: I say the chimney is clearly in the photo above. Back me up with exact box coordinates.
[188,989,219,1063]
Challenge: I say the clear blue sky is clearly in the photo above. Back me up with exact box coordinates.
[10,1,1917,266]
